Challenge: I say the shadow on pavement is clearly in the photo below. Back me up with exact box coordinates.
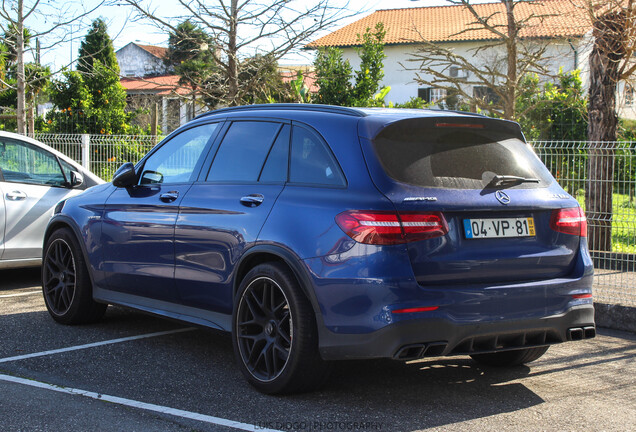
[0,267,41,291]
[1,268,634,431]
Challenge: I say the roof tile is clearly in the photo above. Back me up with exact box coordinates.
[136,44,169,60]
[308,0,591,48]
[120,75,191,95]
[280,71,319,93]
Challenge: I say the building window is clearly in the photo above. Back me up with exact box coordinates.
[431,88,446,103]
[449,66,468,79]
[418,87,447,104]
[417,88,429,102]
[473,86,500,105]
[626,84,635,107]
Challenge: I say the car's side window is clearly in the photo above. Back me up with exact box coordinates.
[0,139,66,187]
[289,125,345,186]
[59,159,76,183]
[206,121,283,183]
[259,125,290,183]
[140,123,218,185]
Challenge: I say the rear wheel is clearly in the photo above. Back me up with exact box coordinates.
[470,346,549,367]
[232,262,331,394]
[42,228,107,324]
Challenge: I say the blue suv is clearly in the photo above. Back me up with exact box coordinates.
[42,104,595,394]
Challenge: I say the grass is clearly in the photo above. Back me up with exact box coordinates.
[575,190,636,253]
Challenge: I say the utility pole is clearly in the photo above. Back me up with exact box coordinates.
[16,0,26,134]
[228,0,238,105]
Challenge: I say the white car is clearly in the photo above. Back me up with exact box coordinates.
[0,131,103,269]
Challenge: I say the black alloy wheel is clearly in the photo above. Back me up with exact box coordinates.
[42,228,107,324]
[43,237,77,317]
[236,276,292,382]
[232,262,332,394]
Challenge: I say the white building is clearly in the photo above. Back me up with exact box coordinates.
[116,42,171,78]
[307,0,636,119]
[115,43,203,133]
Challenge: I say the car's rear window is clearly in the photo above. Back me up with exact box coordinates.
[372,119,553,189]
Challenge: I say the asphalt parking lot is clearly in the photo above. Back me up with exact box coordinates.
[1,268,635,432]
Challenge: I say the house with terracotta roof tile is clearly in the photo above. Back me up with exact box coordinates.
[116,42,172,78]
[279,65,319,96]
[119,75,203,133]
[307,0,636,119]
[116,43,204,133]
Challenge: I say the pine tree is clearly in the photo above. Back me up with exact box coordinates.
[48,18,129,135]
[77,18,119,75]
[166,20,215,88]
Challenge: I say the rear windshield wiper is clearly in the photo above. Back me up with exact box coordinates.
[489,175,540,186]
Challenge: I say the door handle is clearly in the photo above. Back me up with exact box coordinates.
[159,191,179,203]
[6,190,27,201]
[240,194,264,207]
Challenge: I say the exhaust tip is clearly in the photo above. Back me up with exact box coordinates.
[424,342,447,357]
[394,344,426,360]
[568,328,584,341]
[584,326,596,339]
[394,342,448,360]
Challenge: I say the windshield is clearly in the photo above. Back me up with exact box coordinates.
[372,119,553,189]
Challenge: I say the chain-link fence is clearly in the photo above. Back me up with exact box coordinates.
[32,134,85,164]
[34,134,161,181]
[533,140,636,307]
[25,134,636,308]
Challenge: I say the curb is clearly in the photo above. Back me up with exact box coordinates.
[594,302,636,333]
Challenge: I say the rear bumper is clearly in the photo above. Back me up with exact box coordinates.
[318,304,595,360]
[304,239,594,361]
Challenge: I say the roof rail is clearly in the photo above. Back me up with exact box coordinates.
[194,104,368,120]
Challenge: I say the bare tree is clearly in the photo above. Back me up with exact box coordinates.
[0,0,103,134]
[404,0,566,120]
[585,1,636,141]
[118,0,355,107]
[581,0,636,251]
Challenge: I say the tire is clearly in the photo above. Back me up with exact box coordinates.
[232,262,332,394]
[42,228,107,325]
[470,346,549,367]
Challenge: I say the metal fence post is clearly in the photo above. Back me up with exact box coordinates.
[81,134,90,170]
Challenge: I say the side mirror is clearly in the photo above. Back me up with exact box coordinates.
[112,162,137,188]
[68,171,84,188]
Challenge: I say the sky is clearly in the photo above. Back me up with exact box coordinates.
[25,0,494,70]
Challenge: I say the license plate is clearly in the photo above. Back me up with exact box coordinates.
[464,217,535,239]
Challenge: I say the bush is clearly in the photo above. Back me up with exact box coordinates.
[516,69,588,141]
[314,23,389,107]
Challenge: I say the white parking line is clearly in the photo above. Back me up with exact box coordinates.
[0,290,41,298]
[0,328,196,363]
[0,374,282,432]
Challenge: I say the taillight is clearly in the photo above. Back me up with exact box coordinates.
[550,207,587,237]
[335,211,448,245]
[400,213,449,242]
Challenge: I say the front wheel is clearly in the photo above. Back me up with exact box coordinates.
[42,228,107,325]
[232,262,331,394]
[470,346,549,367]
